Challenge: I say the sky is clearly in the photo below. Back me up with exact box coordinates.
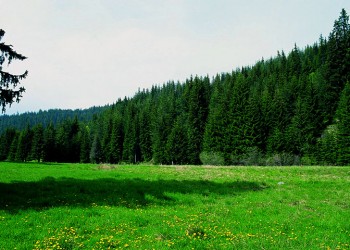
[1,0,350,115]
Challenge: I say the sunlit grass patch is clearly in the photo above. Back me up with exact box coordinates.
[0,162,349,249]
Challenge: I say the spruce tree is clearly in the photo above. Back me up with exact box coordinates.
[152,82,178,164]
[226,72,252,162]
[122,101,137,163]
[15,125,33,162]
[0,128,17,160]
[245,89,264,151]
[185,76,210,164]
[55,118,80,162]
[0,29,28,111]
[100,111,113,163]
[138,98,152,162]
[7,132,19,162]
[336,82,350,165]
[284,96,312,156]
[326,9,350,103]
[79,125,91,163]
[287,44,302,78]
[110,111,124,163]
[166,115,189,165]
[31,124,44,162]
[202,74,228,155]
[70,117,81,162]
[260,86,273,152]
[90,133,102,164]
[43,123,56,162]
[316,124,338,165]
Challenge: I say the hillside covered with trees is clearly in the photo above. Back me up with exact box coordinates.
[0,106,109,134]
[1,9,349,165]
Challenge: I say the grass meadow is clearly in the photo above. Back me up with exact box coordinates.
[0,162,349,249]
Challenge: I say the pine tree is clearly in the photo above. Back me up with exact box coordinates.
[43,123,56,162]
[100,111,113,163]
[287,44,302,78]
[326,9,350,103]
[151,82,178,164]
[166,115,189,165]
[31,124,44,162]
[7,132,19,162]
[110,111,124,163]
[267,127,285,154]
[55,118,80,162]
[245,88,264,151]
[260,86,274,152]
[316,124,338,165]
[202,74,228,155]
[0,29,28,112]
[225,72,252,163]
[79,125,91,163]
[138,99,152,162]
[0,127,17,160]
[70,117,81,163]
[122,101,138,163]
[284,97,310,156]
[336,82,350,165]
[15,125,33,162]
[90,133,102,164]
[185,76,210,164]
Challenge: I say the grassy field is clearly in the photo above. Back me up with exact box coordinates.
[0,162,349,249]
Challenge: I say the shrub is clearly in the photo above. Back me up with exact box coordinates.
[199,151,225,166]
[266,152,301,166]
[300,155,317,166]
[240,147,266,166]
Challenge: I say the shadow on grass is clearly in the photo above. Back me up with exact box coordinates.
[0,177,268,213]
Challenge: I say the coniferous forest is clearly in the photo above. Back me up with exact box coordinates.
[1,9,350,166]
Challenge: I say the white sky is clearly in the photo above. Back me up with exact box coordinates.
[1,0,350,114]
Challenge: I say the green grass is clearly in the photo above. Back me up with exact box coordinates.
[0,162,349,249]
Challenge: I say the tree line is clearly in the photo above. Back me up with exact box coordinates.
[0,106,109,134]
[1,9,349,165]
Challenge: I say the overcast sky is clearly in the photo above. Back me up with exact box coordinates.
[1,0,350,114]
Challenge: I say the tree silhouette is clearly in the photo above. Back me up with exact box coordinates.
[0,29,28,112]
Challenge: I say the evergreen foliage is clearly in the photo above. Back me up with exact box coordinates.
[0,29,28,112]
[0,106,108,134]
[30,124,44,162]
[0,128,16,160]
[0,9,350,165]
[336,82,350,165]
[15,125,33,162]
[43,123,56,162]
